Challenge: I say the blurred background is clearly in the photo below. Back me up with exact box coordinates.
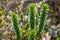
[0,0,60,40]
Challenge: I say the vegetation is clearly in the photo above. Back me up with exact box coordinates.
[12,2,49,40]
[0,0,60,40]
[12,12,21,40]
[57,37,60,40]
[37,3,48,36]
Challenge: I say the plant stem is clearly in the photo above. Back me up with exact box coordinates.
[12,12,21,40]
[37,3,48,36]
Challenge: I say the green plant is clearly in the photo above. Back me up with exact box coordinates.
[27,3,36,40]
[36,11,39,26]
[37,3,48,36]
[28,3,36,30]
[57,37,60,40]
[12,12,21,40]
[12,2,49,40]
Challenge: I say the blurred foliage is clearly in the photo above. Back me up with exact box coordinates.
[57,37,60,40]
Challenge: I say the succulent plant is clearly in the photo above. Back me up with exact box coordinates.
[37,3,49,36]
[12,2,49,40]
[27,3,36,40]
[12,12,21,40]
[28,3,36,30]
